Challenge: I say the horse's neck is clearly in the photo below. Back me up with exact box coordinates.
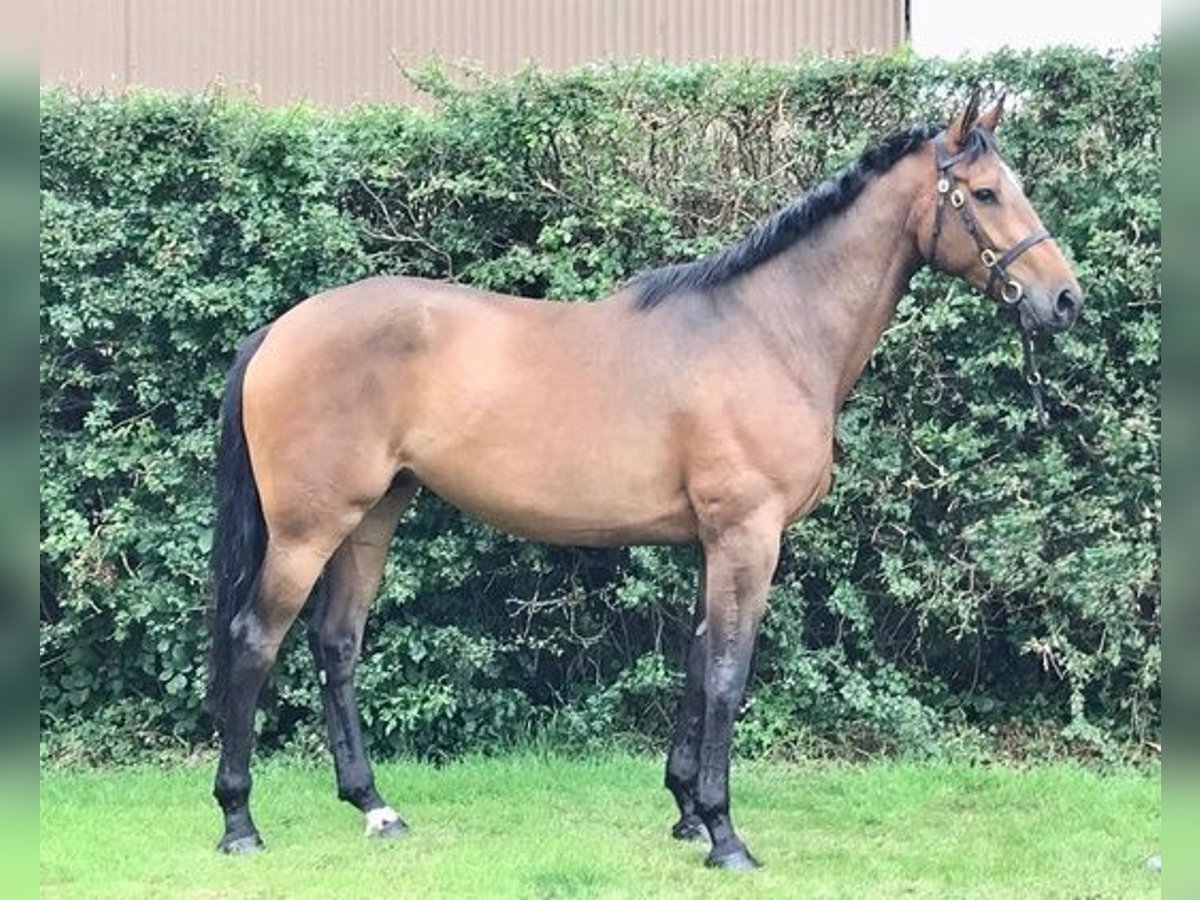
[739,166,924,415]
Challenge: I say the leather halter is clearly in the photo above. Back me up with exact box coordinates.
[929,133,1052,427]
[928,134,1050,309]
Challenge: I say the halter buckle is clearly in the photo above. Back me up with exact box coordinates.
[950,188,965,208]
[937,177,950,195]
[1003,279,1024,305]
[980,248,998,268]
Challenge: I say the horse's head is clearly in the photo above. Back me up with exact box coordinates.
[917,93,1083,334]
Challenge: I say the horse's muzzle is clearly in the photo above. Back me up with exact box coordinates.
[1022,282,1083,334]
[1053,285,1081,329]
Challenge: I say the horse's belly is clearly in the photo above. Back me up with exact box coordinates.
[409,445,697,547]
[448,495,696,547]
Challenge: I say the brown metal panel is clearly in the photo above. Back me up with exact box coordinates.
[41,0,908,106]
[40,0,127,91]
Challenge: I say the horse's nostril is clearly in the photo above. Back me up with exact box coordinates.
[1055,288,1077,320]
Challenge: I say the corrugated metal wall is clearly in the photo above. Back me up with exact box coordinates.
[41,0,907,107]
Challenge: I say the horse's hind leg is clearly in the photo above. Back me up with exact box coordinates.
[214,539,333,853]
[307,479,416,837]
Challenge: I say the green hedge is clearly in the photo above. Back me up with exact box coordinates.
[39,44,1160,763]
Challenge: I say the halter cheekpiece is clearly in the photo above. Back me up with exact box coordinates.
[928,133,1053,427]
[928,134,1050,306]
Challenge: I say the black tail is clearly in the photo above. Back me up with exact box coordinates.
[204,326,271,720]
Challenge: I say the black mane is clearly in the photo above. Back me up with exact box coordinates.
[630,122,992,309]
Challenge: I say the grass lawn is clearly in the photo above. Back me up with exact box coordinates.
[40,755,1159,898]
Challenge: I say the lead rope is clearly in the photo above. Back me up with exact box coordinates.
[1021,329,1049,428]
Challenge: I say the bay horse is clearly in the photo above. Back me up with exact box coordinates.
[206,93,1082,869]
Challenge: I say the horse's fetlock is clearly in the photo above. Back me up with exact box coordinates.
[214,773,252,810]
[338,780,382,812]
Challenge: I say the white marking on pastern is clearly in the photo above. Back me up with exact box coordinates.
[364,806,400,835]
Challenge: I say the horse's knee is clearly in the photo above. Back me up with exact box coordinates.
[708,649,749,691]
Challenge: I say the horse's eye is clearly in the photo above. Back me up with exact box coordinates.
[972,188,998,204]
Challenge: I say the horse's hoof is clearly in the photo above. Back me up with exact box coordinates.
[365,806,408,839]
[671,815,708,842]
[369,818,409,840]
[705,847,761,871]
[218,832,264,855]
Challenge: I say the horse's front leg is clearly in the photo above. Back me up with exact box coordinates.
[665,563,759,843]
[664,556,709,842]
[693,513,780,870]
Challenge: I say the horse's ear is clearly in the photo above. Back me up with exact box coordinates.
[947,89,982,149]
[977,93,1006,133]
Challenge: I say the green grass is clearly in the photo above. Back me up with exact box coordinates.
[41,755,1159,898]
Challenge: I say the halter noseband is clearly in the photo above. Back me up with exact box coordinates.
[928,134,1050,309]
[928,133,1053,427]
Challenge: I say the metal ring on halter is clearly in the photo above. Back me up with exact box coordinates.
[1025,369,1043,386]
[980,248,998,268]
[937,177,950,194]
[1002,279,1024,305]
[950,189,965,208]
